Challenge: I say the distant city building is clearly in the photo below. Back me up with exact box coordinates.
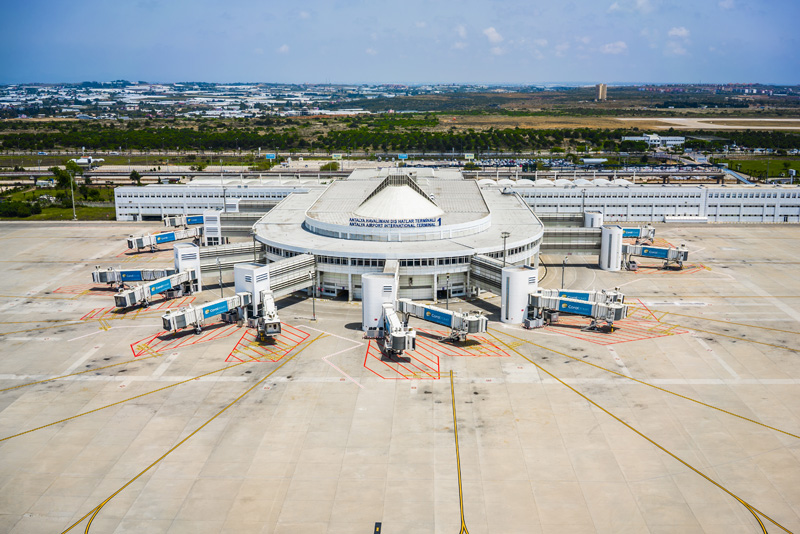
[622,133,685,148]
[596,83,607,101]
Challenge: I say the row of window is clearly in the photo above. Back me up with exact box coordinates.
[711,205,800,210]
[116,192,288,199]
[709,192,796,199]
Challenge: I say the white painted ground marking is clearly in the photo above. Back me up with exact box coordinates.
[63,345,102,374]
[4,336,60,342]
[607,346,632,377]
[0,373,798,386]
[151,352,181,378]
[642,302,709,307]
[740,279,800,323]
[68,325,152,342]
[693,332,740,380]
[298,325,365,388]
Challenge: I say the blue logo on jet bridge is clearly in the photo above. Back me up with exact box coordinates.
[120,270,144,282]
[622,228,639,238]
[423,307,453,327]
[558,290,590,301]
[148,278,172,296]
[155,232,176,244]
[186,215,204,225]
[559,300,594,316]
[641,247,669,259]
[203,300,230,318]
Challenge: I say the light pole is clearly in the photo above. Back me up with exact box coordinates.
[217,258,223,297]
[501,231,511,265]
[309,271,316,321]
[446,274,450,310]
[69,169,77,220]
[561,257,568,289]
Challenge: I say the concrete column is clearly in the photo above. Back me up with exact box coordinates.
[348,272,353,302]
[432,272,438,303]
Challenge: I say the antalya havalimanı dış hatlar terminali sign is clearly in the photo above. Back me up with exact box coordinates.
[348,217,442,228]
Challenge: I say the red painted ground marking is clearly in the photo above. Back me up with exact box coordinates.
[417,329,511,358]
[130,322,242,357]
[544,315,688,346]
[225,323,310,363]
[363,340,440,380]
[635,299,660,321]
[363,330,511,380]
[53,284,112,295]
[80,297,195,321]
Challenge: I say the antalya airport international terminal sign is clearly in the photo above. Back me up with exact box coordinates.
[349,217,442,228]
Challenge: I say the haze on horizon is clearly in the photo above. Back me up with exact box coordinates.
[2,0,798,86]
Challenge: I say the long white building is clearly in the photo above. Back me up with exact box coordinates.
[115,173,800,224]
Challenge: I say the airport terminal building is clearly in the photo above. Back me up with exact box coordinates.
[112,167,800,299]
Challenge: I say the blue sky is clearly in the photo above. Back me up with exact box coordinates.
[2,0,798,84]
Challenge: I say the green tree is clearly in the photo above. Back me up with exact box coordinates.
[49,166,73,189]
[129,170,142,184]
[65,159,83,177]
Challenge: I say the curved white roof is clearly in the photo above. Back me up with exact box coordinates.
[613,178,632,186]
[533,179,554,187]
[592,178,611,186]
[574,178,593,186]
[477,179,496,186]
[497,179,515,186]
[353,184,444,219]
[515,179,535,187]
[554,179,572,187]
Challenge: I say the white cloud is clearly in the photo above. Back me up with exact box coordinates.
[668,26,690,38]
[575,36,591,45]
[555,42,570,57]
[490,46,505,55]
[634,0,652,12]
[277,44,289,54]
[608,1,621,11]
[483,27,503,44]
[253,47,264,55]
[533,38,548,47]
[665,41,687,56]
[719,0,734,8]
[455,24,467,39]
[452,41,467,50]
[415,21,426,28]
[600,41,627,54]
[299,11,310,19]
[366,48,378,56]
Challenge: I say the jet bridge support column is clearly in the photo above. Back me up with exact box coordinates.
[501,265,538,324]
[599,226,623,272]
[362,273,397,334]
[174,243,202,291]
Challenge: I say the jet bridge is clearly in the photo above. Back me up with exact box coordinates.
[382,302,417,355]
[127,227,203,252]
[536,288,625,304]
[527,289,628,331]
[621,226,656,243]
[92,267,176,289]
[395,299,488,342]
[163,215,204,227]
[622,243,689,270]
[114,270,199,308]
[162,293,252,334]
